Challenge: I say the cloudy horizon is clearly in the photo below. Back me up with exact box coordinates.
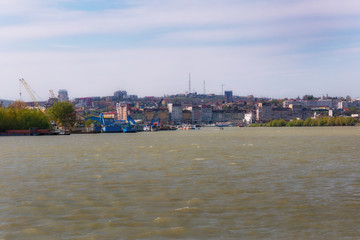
[1,0,360,101]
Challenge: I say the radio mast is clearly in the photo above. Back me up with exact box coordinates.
[188,72,191,94]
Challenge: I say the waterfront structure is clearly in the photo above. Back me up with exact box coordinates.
[68,91,359,126]
[157,108,170,124]
[186,106,202,124]
[256,102,312,122]
[201,105,213,123]
[103,111,117,119]
[289,104,312,120]
[58,89,68,102]
[131,109,143,121]
[143,107,170,124]
[143,108,157,123]
[182,110,192,124]
[168,103,182,124]
[226,110,246,124]
[244,112,255,125]
[212,110,245,123]
[212,110,226,123]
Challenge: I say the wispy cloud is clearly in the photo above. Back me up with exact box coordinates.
[1,0,360,99]
[1,0,359,45]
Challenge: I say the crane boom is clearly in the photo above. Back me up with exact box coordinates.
[19,78,40,108]
[49,90,56,103]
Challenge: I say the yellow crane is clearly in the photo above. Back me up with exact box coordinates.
[19,78,41,108]
[49,90,57,103]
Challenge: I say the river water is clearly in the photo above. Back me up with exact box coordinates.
[1,127,360,239]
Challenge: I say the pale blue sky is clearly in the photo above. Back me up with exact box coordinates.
[1,0,359,101]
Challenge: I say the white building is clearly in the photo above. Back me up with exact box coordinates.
[168,103,182,123]
[244,112,255,124]
[116,102,129,120]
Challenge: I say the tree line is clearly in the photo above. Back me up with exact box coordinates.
[250,116,358,127]
[0,101,75,132]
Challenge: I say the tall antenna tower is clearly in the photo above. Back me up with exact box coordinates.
[188,72,191,94]
[203,81,206,95]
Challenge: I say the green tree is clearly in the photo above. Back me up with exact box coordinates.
[0,107,50,131]
[303,118,312,126]
[343,107,358,116]
[9,100,28,110]
[303,95,314,100]
[85,119,94,127]
[271,99,281,106]
[47,102,76,130]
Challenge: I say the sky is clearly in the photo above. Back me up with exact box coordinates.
[1,0,360,101]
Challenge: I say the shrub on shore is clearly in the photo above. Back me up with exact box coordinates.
[0,107,51,132]
[250,116,357,127]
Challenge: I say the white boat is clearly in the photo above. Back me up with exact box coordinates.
[178,124,198,130]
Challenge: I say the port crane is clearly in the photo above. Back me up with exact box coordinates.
[150,98,163,131]
[99,112,122,133]
[49,90,57,103]
[19,78,41,108]
[123,115,137,133]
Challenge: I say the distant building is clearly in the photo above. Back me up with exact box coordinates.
[256,102,272,122]
[168,103,182,124]
[157,108,170,124]
[212,110,245,123]
[143,108,155,123]
[74,97,100,107]
[103,111,117,119]
[116,102,130,120]
[58,89,68,102]
[225,110,245,124]
[244,112,255,125]
[143,108,169,124]
[190,106,202,124]
[283,99,338,109]
[212,110,225,122]
[224,91,233,103]
[131,109,143,121]
[338,100,360,109]
[114,90,127,99]
[182,110,192,124]
[125,95,138,100]
[289,104,312,120]
[201,105,213,123]
[256,102,312,122]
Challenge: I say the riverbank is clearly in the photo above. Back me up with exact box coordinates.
[250,116,358,127]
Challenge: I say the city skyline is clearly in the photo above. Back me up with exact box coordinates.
[1,0,360,101]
